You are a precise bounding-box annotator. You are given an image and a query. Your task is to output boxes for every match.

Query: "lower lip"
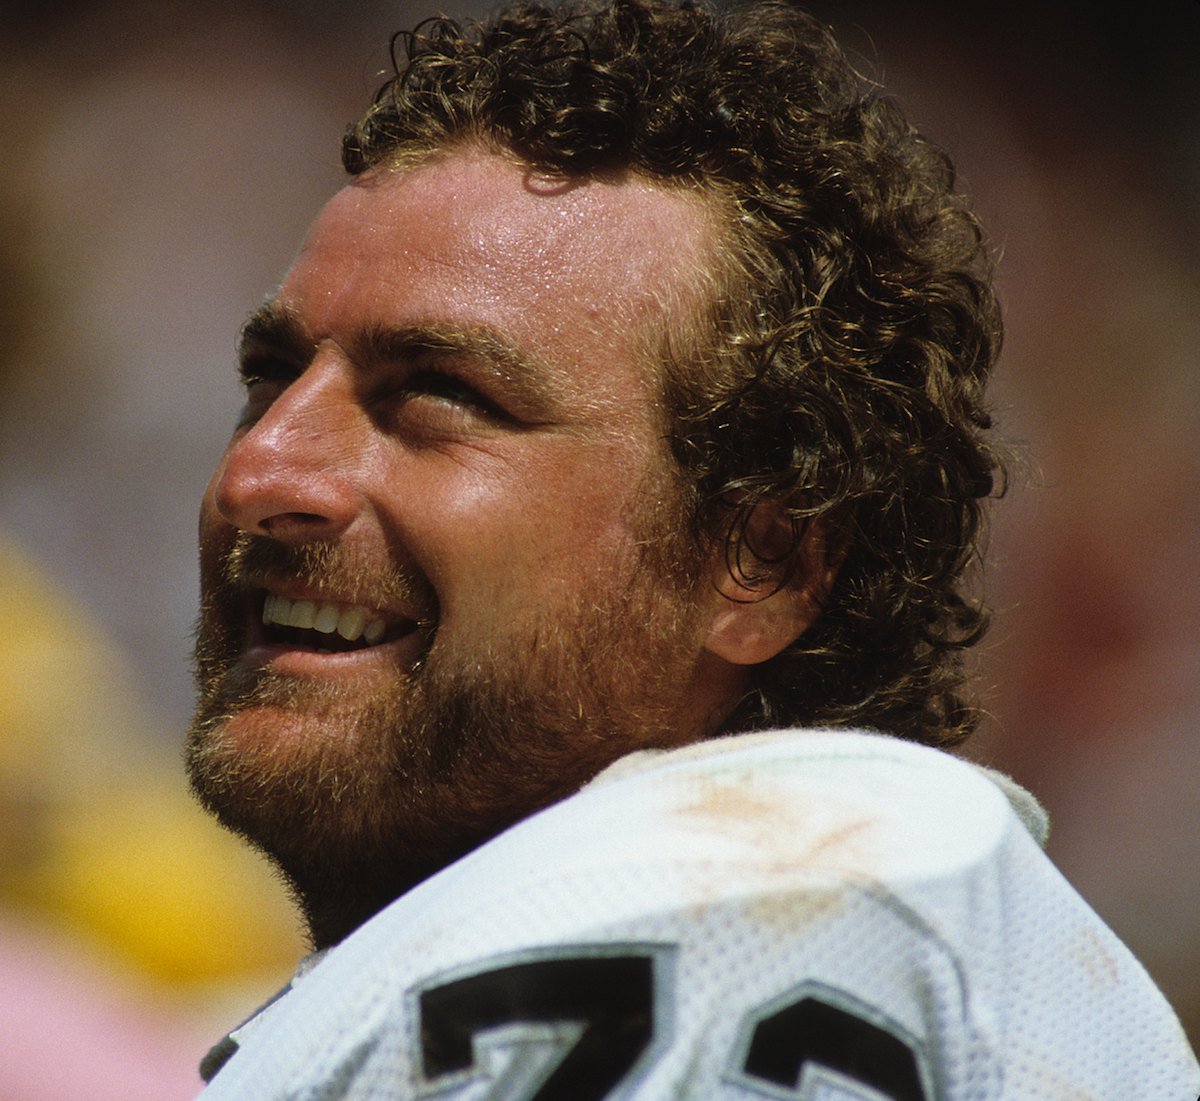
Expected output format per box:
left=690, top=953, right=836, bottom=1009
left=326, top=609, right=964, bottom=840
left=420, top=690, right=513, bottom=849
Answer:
left=241, top=631, right=425, bottom=676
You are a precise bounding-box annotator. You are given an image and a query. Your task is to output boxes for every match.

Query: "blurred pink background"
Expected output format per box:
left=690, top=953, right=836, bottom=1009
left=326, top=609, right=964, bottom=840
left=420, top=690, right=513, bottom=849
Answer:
left=1, top=1, right=1196, bottom=1095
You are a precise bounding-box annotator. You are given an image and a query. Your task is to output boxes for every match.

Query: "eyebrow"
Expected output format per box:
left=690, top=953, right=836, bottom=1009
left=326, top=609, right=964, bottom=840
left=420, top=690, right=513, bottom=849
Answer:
left=359, top=321, right=517, bottom=371
left=237, top=301, right=311, bottom=370
left=358, top=322, right=560, bottom=406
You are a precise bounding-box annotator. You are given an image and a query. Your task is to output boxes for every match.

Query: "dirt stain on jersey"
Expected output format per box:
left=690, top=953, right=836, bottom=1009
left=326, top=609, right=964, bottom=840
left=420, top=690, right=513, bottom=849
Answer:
left=673, top=769, right=879, bottom=872
left=735, top=879, right=851, bottom=936
left=672, top=770, right=885, bottom=933
left=1069, top=922, right=1122, bottom=991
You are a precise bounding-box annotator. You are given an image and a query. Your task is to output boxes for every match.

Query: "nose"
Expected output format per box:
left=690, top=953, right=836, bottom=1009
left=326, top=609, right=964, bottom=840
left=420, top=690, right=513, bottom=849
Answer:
left=210, top=356, right=363, bottom=543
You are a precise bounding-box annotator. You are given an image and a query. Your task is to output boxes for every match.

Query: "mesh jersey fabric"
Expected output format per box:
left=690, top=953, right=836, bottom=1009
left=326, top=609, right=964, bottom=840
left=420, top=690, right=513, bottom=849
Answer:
left=197, top=728, right=1200, bottom=1099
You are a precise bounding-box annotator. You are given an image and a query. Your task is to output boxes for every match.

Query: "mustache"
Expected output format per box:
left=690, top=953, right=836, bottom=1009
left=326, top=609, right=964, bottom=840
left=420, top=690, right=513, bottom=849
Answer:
left=222, top=532, right=437, bottom=618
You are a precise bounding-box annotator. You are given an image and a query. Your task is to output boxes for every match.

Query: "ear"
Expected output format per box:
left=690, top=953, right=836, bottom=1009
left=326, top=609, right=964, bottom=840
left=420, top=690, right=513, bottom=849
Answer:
left=702, top=502, right=841, bottom=667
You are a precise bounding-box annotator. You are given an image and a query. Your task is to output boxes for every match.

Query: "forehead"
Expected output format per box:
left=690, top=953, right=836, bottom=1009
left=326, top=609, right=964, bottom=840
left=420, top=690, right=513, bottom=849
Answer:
left=279, top=148, right=716, bottom=386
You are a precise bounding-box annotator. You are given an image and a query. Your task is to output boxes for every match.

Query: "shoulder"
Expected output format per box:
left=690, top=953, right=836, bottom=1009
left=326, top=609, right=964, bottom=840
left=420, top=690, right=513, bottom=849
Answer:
left=200, top=729, right=1200, bottom=1099
left=582, top=726, right=1047, bottom=870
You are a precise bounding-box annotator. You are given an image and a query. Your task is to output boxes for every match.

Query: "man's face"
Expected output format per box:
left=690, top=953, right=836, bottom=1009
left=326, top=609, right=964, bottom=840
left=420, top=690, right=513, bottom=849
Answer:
left=187, top=148, right=745, bottom=944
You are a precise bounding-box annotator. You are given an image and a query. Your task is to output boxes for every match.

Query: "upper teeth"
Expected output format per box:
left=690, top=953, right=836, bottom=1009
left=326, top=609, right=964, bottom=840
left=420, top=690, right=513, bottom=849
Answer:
left=263, top=593, right=388, bottom=645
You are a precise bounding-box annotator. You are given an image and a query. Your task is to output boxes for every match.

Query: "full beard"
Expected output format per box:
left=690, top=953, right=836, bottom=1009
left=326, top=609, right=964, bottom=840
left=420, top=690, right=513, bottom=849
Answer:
left=186, top=524, right=709, bottom=949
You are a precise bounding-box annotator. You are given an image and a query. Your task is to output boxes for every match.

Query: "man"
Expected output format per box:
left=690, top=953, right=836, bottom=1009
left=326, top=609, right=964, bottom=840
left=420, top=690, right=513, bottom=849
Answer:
left=187, top=1, right=1200, bottom=1096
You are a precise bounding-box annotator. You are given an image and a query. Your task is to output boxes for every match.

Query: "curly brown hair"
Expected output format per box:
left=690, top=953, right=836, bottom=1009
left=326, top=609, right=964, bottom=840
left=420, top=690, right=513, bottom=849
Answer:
left=342, top=0, right=1004, bottom=747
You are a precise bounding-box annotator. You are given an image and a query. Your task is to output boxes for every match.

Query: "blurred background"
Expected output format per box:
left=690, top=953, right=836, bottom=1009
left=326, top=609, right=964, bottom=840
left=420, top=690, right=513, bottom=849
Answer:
left=1, top=0, right=1196, bottom=1095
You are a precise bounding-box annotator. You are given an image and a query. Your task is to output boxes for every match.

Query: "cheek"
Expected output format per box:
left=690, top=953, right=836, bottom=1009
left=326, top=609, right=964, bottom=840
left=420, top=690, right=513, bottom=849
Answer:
left=412, top=453, right=654, bottom=620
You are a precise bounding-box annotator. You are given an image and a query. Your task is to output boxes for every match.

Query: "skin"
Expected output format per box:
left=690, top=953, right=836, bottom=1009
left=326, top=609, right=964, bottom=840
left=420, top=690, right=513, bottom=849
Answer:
left=188, top=147, right=811, bottom=945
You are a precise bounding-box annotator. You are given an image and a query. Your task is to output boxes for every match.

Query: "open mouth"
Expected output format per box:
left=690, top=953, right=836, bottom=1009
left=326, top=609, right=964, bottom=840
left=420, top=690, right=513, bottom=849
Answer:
left=260, top=592, right=419, bottom=654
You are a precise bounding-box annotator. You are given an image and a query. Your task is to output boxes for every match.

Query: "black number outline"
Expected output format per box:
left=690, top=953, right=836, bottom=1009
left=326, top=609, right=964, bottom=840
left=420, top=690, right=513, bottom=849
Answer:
left=729, top=981, right=932, bottom=1100
left=414, top=944, right=673, bottom=1100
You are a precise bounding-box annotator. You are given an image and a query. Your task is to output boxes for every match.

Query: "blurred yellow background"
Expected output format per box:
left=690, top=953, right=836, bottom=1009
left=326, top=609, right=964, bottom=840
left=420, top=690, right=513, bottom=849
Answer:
left=1, top=534, right=304, bottom=1099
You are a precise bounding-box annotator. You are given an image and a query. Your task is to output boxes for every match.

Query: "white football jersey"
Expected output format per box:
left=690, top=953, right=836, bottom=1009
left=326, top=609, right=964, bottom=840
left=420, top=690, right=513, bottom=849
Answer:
left=198, top=729, right=1200, bottom=1099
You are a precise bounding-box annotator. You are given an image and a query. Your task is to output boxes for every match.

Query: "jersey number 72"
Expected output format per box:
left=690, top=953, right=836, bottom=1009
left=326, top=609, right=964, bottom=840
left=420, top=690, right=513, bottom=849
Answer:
left=417, top=948, right=929, bottom=1099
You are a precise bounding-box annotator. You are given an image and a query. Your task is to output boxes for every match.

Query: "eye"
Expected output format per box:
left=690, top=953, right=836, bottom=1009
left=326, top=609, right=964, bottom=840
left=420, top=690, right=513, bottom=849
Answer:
left=407, top=370, right=488, bottom=407
left=378, top=368, right=516, bottom=434
left=235, top=357, right=297, bottom=428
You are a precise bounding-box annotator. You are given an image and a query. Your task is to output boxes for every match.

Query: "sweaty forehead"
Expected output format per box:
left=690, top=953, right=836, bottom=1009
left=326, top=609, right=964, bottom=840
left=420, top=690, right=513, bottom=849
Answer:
left=289, top=148, right=717, bottom=340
